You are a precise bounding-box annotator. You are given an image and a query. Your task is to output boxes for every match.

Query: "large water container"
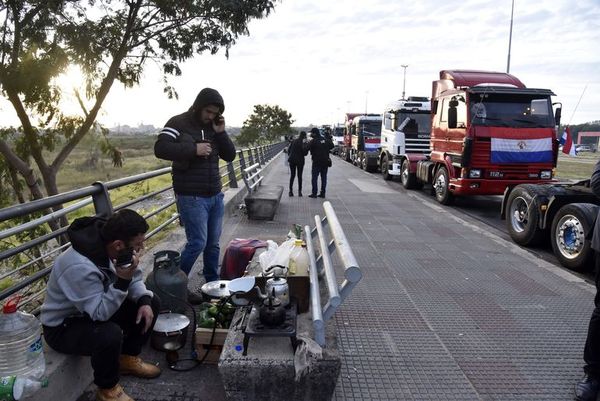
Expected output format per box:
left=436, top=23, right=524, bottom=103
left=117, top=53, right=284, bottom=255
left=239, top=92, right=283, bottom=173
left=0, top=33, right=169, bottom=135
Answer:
left=288, top=240, right=309, bottom=276
left=146, top=250, right=188, bottom=313
left=0, top=297, right=45, bottom=379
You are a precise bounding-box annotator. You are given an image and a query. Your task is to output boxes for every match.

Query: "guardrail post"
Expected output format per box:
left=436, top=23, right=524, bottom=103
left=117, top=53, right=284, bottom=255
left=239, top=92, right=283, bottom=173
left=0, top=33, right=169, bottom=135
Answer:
left=248, top=148, right=255, bottom=166
left=92, top=182, right=113, bottom=216
left=226, top=161, right=238, bottom=188
left=239, top=149, right=247, bottom=172
left=254, top=147, right=261, bottom=165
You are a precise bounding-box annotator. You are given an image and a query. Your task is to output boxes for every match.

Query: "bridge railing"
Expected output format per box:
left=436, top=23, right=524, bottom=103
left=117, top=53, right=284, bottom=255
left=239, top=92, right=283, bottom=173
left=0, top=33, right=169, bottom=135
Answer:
left=0, top=141, right=287, bottom=312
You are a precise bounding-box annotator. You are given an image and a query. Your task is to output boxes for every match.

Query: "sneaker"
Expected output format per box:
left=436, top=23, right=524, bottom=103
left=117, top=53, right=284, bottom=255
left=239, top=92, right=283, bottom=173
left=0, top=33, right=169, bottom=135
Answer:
left=289, top=191, right=294, bottom=197
left=308, top=194, right=317, bottom=198
left=96, top=384, right=133, bottom=401
left=575, top=374, right=600, bottom=401
left=187, top=289, right=204, bottom=305
left=119, top=355, right=161, bottom=379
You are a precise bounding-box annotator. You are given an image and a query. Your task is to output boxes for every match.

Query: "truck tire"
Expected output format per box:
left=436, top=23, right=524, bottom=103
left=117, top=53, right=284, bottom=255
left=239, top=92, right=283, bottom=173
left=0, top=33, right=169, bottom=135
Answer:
left=364, top=158, right=376, bottom=173
left=381, top=155, right=393, bottom=181
left=433, top=167, right=454, bottom=205
left=401, top=159, right=422, bottom=190
left=550, top=203, right=597, bottom=272
left=506, top=185, right=546, bottom=246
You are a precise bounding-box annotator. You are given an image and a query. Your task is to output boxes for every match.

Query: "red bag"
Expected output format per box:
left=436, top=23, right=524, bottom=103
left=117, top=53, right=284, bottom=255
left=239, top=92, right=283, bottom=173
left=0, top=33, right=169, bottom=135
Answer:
left=220, top=239, right=268, bottom=280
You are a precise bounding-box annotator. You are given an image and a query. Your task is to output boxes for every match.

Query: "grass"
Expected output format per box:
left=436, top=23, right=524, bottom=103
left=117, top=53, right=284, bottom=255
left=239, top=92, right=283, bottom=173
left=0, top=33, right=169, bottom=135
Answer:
left=555, top=152, right=597, bottom=181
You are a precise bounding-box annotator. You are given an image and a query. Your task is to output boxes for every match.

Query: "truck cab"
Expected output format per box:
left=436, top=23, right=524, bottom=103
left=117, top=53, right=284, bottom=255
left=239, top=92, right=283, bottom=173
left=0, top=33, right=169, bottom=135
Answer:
left=380, top=97, right=431, bottom=187
left=349, top=114, right=382, bottom=172
left=416, top=70, right=561, bottom=204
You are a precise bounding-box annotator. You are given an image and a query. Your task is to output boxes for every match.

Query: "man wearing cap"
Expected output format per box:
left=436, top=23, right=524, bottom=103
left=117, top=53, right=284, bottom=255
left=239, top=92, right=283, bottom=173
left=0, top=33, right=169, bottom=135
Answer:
left=305, top=127, right=334, bottom=198
left=154, top=88, right=236, bottom=303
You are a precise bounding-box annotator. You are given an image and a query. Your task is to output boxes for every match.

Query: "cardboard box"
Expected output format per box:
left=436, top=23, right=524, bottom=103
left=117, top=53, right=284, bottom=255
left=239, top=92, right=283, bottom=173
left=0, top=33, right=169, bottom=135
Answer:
left=195, top=327, right=229, bottom=364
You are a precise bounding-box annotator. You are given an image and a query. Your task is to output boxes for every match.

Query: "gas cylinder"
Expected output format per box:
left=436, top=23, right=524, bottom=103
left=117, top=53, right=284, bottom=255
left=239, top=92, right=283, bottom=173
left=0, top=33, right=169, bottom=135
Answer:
left=0, top=297, right=45, bottom=380
left=145, top=250, right=188, bottom=313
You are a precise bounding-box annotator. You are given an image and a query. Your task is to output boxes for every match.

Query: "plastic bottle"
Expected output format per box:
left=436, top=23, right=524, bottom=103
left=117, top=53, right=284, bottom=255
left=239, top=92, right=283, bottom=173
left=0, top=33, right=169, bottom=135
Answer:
left=288, top=239, right=309, bottom=276
left=0, top=376, right=48, bottom=400
left=0, top=297, right=45, bottom=380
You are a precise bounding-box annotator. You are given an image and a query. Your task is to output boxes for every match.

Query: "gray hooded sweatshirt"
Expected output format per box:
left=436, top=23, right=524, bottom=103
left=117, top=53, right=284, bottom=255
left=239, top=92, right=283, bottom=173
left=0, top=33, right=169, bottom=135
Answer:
left=40, top=217, right=153, bottom=327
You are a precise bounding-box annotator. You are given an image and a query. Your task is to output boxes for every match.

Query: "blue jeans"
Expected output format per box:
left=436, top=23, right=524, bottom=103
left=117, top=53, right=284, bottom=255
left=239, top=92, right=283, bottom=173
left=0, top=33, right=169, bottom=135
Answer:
left=311, top=165, right=328, bottom=196
left=176, top=193, right=224, bottom=282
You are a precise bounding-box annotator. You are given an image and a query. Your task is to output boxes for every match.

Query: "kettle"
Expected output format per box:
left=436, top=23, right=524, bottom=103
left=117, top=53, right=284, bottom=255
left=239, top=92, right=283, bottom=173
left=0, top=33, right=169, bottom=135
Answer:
left=258, top=290, right=286, bottom=326
left=263, top=265, right=289, bottom=307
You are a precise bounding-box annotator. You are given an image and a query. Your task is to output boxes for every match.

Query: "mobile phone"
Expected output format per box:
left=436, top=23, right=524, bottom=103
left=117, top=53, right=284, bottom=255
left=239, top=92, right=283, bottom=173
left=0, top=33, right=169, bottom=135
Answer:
left=213, top=114, right=222, bottom=125
left=115, top=247, right=134, bottom=268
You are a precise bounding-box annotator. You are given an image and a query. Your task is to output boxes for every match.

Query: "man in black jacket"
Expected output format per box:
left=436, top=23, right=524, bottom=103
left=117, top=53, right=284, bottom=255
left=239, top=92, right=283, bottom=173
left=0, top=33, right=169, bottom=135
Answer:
left=575, top=158, right=600, bottom=401
left=154, top=88, right=236, bottom=301
left=306, top=127, right=334, bottom=198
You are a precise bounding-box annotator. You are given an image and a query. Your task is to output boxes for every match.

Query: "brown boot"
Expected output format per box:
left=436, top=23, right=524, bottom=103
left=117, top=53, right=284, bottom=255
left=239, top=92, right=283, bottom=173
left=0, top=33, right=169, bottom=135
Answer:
left=119, top=355, right=161, bottom=378
left=96, top=384, right=134, bottom=401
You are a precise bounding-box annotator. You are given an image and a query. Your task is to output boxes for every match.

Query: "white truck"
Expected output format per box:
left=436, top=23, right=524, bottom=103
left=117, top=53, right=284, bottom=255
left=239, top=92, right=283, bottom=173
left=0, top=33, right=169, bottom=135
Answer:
left=379, top=96, right=431, bottom=188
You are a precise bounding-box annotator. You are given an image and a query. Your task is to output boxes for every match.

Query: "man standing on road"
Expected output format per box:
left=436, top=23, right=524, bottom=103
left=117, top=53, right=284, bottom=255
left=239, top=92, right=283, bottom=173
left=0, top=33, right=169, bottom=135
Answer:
left=154, top=88, right=236, bottom=303
left=306, top=127, right=334, bottom=198
left=41, top=209, right=161, bottom=401
left=575, top=158, right=600, bottom=401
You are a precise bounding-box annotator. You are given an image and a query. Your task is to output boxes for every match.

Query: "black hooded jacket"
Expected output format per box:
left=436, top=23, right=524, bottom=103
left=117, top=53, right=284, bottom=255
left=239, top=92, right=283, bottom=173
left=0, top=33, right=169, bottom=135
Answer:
left=154, top=88, right=237, bottom=196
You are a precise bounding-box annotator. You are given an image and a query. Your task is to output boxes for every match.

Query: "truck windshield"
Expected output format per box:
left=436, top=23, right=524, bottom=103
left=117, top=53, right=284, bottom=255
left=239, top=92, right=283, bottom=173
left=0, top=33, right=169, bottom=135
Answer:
left=357, top=121, right=382, bottom=136
left=395, top=112, right=431, bottom=135
left=470, top=94, right=554, bottom=128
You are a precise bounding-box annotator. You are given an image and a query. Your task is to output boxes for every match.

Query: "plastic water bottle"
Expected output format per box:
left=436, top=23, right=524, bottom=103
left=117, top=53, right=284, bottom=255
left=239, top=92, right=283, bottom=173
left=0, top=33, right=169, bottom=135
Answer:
left=288, top=240, right=309, bottom=276
left=0, top=297, right=45, bottom=380
left=0, top=376, right=48, bottom=400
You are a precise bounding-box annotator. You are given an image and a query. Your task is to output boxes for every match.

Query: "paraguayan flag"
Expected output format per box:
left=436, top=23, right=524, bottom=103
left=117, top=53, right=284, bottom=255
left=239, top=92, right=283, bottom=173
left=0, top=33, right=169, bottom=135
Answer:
left=490, top=137, right=553, bottom=163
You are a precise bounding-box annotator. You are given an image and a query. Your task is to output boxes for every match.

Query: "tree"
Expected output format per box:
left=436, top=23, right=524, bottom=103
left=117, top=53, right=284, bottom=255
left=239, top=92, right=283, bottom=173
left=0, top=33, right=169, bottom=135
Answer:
left=238, top=104, right=294, bottom=146
left=0, top=0, right=276, bottom=205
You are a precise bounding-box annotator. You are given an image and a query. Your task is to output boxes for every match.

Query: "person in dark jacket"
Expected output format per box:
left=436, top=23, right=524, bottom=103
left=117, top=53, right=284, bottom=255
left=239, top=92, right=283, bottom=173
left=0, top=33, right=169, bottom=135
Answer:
left=306, top=127, right=334, bottom=198
left=287, top=131, right=308, bottom=196
left=575, top=158, right=600, bottom=401
left=154, top=88, right=236, bottom=301
left=41, top=209, right=161, bottom=401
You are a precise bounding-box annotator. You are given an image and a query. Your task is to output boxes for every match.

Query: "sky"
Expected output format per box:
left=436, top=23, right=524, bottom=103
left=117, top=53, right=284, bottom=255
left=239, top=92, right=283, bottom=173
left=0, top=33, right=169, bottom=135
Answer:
left=1, top=0, right=599, bottom=129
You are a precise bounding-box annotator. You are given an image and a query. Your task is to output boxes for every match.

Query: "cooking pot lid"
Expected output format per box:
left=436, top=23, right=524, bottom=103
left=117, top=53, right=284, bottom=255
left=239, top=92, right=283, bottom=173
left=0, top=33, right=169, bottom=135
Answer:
left=154, top=312, right=190, bottom=332
left=201, top=280, right=231, bottom=298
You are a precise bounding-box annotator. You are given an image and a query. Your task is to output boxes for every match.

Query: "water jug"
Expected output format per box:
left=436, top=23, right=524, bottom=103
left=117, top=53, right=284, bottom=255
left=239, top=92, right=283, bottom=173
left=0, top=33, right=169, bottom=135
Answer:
left=146, top=250, right=188, bottom=313
left=0, top=376, right=48, bottom=401
left=288, top=240, right=309, bottom=276
left=0, top=297, right=45, bottom=380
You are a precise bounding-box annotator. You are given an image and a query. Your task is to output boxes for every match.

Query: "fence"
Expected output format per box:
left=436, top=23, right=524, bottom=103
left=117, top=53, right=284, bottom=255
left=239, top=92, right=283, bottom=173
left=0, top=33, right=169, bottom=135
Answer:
left=0, top=141, right=287, bottom=312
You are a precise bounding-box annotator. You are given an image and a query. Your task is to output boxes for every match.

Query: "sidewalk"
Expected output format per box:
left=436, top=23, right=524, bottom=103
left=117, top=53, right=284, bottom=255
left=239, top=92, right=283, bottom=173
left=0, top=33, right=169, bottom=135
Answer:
left=82, top=153, right=593, bottom=400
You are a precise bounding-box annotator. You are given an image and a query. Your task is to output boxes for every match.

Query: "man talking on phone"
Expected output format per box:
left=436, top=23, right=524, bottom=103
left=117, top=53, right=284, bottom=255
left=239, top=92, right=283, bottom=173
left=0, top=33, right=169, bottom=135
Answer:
left=41, top=209, right=161, bottom=401
left=154, top=88, right=236, bottom=303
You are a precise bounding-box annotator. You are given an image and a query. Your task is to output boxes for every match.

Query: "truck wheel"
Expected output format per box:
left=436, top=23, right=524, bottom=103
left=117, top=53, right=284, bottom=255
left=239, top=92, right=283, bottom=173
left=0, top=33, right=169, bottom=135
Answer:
left=433, top=167, right=454, bottom=205
left=361, top=156, right=368, bottom=171
left=401, top=159, right=422, bottom=190
left=344, top=150, right=351, bottom=163
left=506, top=185, right=546, bottom=246
left=382, top=155, right=393, bottom=181
left=550, top=203, right=597, bottom=272
left=365, top=158, right=376, bottom=173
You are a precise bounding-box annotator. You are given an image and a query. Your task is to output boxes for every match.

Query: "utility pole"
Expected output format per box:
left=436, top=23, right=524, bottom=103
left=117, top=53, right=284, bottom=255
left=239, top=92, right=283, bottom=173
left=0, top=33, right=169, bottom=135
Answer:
left=401, top=64, right=408, bottom=100
left=506, top=0, right=514, bottom=73
left=364, top=91, right=369, bottom=115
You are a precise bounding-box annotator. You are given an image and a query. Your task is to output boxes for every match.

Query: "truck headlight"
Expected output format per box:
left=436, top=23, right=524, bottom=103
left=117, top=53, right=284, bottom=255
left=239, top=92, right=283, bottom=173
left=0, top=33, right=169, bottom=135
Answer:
left=468, top=169, right=481, bottom=178
left=540, top=170, right=552, bottom=179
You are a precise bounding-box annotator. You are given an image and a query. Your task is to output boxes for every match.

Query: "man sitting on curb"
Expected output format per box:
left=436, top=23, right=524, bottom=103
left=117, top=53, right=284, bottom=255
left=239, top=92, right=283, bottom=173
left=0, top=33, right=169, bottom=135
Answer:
left=41, top=209, right=161, bottom=401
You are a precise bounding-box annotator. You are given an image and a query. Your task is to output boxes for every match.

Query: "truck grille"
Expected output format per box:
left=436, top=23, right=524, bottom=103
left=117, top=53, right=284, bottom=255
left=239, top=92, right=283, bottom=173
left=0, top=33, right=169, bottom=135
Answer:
left=406, top=138, right=430, bottom=154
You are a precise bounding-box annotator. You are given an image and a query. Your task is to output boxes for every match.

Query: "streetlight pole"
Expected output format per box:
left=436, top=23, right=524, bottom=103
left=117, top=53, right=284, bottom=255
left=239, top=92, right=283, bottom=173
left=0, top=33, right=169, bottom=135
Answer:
left=401, top=64, right=408, bottom=100
left=364, top=91, right=369, bottom=115
left=506, top=0, right=514, bottom=73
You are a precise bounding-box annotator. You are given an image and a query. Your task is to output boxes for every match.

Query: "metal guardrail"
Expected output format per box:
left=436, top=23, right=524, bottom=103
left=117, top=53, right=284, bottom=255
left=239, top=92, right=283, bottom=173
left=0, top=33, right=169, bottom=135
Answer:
left=0, top=141, right=287, bottom=311
left=306, top=201, right=362, bottom=346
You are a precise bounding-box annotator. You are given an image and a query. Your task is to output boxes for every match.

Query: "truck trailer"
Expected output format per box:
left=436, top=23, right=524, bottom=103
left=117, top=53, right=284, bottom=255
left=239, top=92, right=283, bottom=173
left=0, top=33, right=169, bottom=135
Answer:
left=379, top=96, right=431, bottom=188
left=503, top=180, right=599, bottom=271
left=413, top=70, right=562, bottom=205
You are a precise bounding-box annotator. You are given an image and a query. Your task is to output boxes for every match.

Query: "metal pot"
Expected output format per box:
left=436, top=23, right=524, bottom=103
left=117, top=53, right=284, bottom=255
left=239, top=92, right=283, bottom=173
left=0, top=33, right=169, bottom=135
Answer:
left=265, top=276, right=289, bottom=307
left=258, top=295, right=286, bottom=327
left=151, top=312, right=190, bottom=352
left=200, top=280, right=231, bottom=300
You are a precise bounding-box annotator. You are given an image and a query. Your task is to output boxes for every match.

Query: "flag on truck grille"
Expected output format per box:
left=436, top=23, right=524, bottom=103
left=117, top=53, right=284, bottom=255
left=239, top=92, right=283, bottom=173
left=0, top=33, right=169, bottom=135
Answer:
left=559, top=126, right=577, bottom=156
left=490, top=137, right=553, bottom=163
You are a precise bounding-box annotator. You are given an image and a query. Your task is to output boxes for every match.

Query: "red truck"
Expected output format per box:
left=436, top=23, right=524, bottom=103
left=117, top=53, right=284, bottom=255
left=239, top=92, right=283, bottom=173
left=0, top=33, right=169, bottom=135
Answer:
left=412, top=70, right=562, bottom=205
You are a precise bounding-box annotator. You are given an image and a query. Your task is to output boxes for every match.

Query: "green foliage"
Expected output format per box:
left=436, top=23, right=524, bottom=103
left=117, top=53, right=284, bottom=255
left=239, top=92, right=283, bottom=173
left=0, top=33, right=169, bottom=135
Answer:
left=0, top=0, right=277, bottom=202
left=238, top=104, right=294, bottom=146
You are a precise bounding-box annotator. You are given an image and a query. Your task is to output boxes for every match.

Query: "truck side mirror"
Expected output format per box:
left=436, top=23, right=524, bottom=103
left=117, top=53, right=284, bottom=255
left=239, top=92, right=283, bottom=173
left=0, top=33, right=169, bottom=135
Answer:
left=554, top=106, right=562, bottom=127
left=448, top=107, right=457, bottom=129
